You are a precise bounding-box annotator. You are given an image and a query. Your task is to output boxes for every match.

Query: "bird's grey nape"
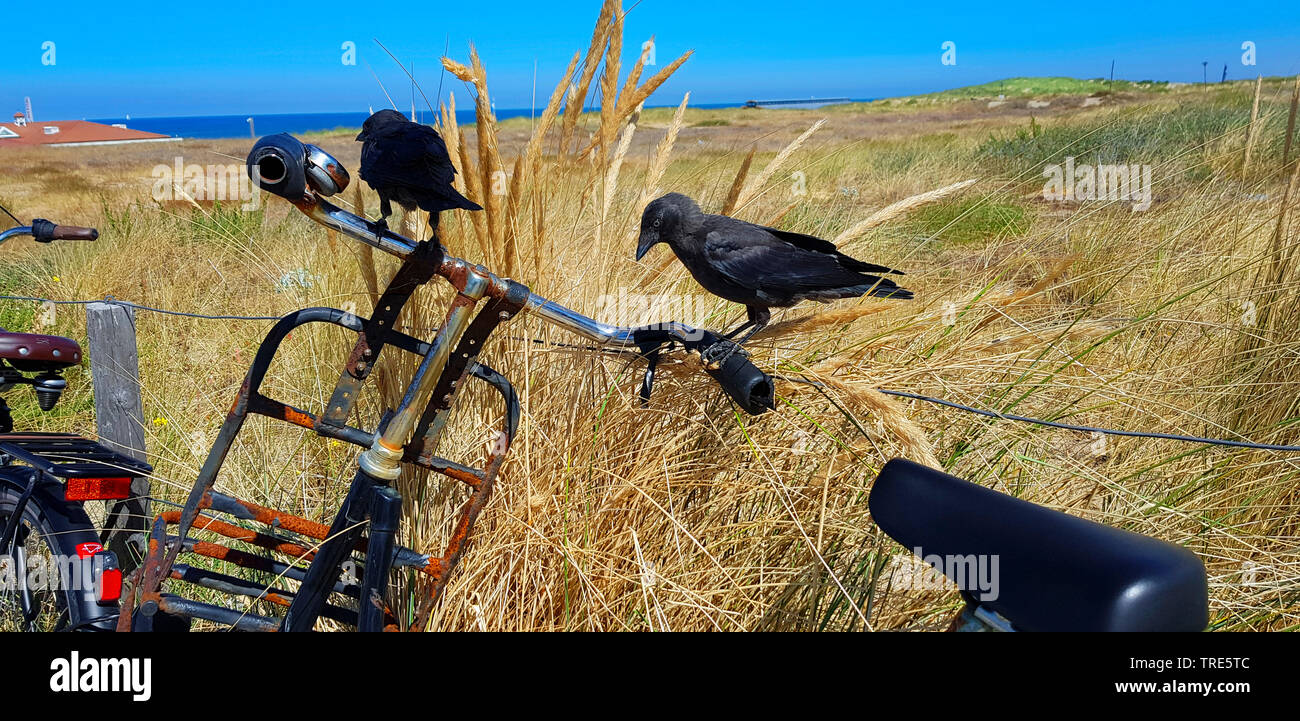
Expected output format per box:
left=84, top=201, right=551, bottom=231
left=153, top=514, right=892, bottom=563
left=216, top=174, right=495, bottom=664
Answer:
left=656, top=192, right=705, bottom=236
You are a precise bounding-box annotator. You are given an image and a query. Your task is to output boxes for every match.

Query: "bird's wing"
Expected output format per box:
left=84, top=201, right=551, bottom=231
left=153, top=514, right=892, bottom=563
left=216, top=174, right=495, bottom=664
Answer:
left=755, top=223, right=904, bottom=276
left=359, top=124, right=455, bottom=188
left=703, top=227, right=886, bottom=294
left=416, top=126, right=458, bottom=185
left=754, top=225, right=840, bottom=254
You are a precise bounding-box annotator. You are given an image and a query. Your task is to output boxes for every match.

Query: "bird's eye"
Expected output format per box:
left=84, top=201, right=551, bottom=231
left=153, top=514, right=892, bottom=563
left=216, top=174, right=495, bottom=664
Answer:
left=653, top=219, right=661, bottom=228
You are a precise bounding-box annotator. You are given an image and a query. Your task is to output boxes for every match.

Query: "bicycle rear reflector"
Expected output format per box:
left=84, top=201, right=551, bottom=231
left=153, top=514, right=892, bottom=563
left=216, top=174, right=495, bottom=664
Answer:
left=97, top=568, right=123, bottom=603
left=65, top=477, right=132, bottom=501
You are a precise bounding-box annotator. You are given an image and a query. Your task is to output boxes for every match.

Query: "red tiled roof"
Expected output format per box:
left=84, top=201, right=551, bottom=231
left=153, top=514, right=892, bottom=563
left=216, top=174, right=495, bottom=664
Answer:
left=0, top=120, right=174, bottom=147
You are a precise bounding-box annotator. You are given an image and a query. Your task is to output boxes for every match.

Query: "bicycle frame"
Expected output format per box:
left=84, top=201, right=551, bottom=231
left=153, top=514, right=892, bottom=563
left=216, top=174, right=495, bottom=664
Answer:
left=121, top=137, right=771, bottom=631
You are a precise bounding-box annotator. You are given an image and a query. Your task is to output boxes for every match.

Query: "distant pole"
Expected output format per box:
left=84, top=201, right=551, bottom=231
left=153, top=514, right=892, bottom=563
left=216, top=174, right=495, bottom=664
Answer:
left=1202, top=62, right=1208, bottom=89
left=247, top=117, right=255, bottom=137
left=1221, top=64, right=1228, bottom=83
left=1109, top=60, right=1115, bottom=92
left=85, top=301, right=150, bottom=571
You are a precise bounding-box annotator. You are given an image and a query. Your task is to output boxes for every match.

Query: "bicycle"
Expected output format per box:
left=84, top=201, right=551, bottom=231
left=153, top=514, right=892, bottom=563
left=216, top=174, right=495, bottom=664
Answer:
left=4, top=142, right=1210, bottom=633
left=103, top=134, right=1210, bottom=632
left=0, top=219, right=153, bottom=631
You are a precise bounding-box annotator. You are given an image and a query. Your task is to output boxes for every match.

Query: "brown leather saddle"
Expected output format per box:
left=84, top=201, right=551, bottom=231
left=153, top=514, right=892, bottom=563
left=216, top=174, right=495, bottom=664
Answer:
left=0, top=328, right=82, bottom=371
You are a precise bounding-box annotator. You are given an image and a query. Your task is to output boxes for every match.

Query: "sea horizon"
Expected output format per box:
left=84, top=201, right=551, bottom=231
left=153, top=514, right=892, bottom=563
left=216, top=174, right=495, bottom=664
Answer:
left=86, top=99, right=867, bottom=140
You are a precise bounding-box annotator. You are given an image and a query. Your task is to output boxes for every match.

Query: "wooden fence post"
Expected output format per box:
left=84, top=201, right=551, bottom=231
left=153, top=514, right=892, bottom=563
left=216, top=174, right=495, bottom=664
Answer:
left=85, top=301, right=150, bottom=570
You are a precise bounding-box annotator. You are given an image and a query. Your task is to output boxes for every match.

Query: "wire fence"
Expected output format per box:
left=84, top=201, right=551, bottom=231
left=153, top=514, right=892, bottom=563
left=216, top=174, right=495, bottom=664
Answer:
left=0, top=294, right=282, bottom=321
left=4, top=293, right=1300, bottom=453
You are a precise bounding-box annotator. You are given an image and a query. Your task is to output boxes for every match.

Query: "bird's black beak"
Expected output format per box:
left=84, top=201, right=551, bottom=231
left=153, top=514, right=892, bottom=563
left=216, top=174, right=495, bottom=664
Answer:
left=355, top=130, right=367, bottom=142
left=635, top=232, right=659, bottom=261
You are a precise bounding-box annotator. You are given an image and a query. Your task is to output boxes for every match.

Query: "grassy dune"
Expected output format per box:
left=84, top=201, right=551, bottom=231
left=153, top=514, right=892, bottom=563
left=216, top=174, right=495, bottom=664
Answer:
left=2, top=2, right=1298, bottom=630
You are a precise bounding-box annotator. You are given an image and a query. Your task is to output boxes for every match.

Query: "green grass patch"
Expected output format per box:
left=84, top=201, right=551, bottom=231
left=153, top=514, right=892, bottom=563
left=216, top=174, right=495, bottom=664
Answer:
left=0, top=255, right=46, bottom=331
left=859, top=133, right=967, bottom=174
left=975, top=90, right=1271, bottom=178
left=913, top=76, right=1168, bottom=101
left=187, top=202, right=264, bottom=246
left=904, top=196, right=1032, bottom=245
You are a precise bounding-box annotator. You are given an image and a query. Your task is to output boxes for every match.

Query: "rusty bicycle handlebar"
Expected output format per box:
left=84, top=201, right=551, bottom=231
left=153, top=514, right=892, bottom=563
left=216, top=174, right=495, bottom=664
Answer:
left=284, top=168, right=703, bottom=349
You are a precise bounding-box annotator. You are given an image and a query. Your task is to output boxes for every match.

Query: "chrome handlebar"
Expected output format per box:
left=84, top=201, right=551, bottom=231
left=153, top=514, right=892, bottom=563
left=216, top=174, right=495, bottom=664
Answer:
left=523, top=294, right=704, bottom=348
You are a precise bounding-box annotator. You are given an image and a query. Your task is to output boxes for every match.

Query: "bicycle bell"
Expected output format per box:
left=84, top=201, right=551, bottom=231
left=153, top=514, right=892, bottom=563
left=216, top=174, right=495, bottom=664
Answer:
left=304, top=144, right=349, bottom=197
left=247, top=134, right=348, bottom=199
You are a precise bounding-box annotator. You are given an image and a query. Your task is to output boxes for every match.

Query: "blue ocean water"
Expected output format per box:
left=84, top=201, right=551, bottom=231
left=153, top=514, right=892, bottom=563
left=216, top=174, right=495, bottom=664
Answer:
left=90, top=112, right=375, bottom=139
left=90, top=100, right=863, bottom=140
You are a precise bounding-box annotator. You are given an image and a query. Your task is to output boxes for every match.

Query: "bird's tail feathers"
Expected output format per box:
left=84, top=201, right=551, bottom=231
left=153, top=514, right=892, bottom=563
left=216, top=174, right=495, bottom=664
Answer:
left=421, top=187, right=483, bottom=212
left=854, top=274, right=914, bottom=300
left=865, top=283, right=914, bottom=300
left=455, top=196, right=483, bottom=211
left=843, top=257, right=906, bottom=276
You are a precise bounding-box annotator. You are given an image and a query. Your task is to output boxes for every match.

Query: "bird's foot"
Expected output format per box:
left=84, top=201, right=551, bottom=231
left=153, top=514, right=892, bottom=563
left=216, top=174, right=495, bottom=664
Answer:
left=700, top=338, right=747, bottom=370
left=370, top=218, right=389, bottom=235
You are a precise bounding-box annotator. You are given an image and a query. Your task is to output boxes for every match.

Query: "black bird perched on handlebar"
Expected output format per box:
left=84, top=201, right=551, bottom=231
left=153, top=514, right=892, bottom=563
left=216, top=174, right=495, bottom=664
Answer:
left=635, top=193, right=913, bottom=356
left=355, top=109, right=481, bottom=235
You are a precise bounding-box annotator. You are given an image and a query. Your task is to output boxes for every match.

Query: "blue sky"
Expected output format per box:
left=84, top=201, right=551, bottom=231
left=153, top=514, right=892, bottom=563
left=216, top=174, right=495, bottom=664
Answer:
left=5, top=0, right=1299, bottom=119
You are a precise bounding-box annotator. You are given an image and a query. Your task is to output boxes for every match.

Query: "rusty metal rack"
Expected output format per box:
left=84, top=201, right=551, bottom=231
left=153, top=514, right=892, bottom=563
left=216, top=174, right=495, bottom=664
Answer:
left=117, top=134, right=772, bottom=632
left=0, top=433, right=151, bottom=480
left=121, top=242, right=524, bottom=632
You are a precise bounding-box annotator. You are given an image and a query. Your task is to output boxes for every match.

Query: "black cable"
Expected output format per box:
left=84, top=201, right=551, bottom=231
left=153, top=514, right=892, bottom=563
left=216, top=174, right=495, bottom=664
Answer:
left=0, top=201, right=23, bottom=226
left=773, top=374, right=1300, bottom=453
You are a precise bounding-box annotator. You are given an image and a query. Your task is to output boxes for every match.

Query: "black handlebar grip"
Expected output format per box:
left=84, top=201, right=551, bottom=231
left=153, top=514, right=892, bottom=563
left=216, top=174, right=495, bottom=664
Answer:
left=247, top=133, right=308, bottom=199
left=704, top=352, right=775, bottom=415
left=31, top=219, right=98, bottom=242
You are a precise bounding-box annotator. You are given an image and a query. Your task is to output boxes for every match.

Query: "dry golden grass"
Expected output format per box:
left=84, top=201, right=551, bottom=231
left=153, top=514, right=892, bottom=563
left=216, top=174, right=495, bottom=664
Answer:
left=2, top=3, right=1299, bottom=631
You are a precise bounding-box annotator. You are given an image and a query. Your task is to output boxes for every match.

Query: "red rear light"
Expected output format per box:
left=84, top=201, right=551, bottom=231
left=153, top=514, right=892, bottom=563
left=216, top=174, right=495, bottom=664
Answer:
left=75, top=542, right=104, bottom=559
left=64, top=477, right=132, bottom=501
left=97, top=568, right=122, bottom=603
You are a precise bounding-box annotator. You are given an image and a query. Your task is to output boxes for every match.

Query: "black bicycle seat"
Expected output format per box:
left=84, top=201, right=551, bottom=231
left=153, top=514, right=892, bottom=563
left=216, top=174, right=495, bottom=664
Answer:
left=869, top=458, right=1209, bottom=632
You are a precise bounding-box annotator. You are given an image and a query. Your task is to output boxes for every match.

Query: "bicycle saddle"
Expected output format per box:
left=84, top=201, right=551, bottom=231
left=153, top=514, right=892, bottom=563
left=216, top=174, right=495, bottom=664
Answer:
left=0, top=329, right=82, bottom=371
left=869, top=458, right=1209, bottom=631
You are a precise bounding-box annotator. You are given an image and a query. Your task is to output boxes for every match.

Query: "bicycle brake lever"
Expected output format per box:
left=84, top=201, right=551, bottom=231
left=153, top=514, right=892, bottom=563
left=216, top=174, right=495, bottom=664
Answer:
left=638, top=345, right=661, bottom=407
left=630, top=329, right=773, bottom=415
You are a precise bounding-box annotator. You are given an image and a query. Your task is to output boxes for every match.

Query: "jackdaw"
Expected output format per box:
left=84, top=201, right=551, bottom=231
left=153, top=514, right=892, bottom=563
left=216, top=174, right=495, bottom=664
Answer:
left=355, top=109, right=481, bottom=235
left=636, top=193, right=912, bottom=357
